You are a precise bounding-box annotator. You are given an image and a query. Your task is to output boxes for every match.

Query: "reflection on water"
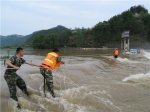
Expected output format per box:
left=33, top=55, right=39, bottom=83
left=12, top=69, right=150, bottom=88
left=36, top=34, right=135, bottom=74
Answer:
left=0, top=48, right=150, bottom=112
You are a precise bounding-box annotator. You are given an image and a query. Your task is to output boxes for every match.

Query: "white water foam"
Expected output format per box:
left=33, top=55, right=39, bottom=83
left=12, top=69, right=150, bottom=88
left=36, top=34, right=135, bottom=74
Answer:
left=143, top=51, right=150, bottom=60
left=23, top=73, right=121, bottom=112
left=117, top=57, right=140, bottom=63
left=104, top=56, right=139, bottom=63
left=122, top=71, right=150, bottom=82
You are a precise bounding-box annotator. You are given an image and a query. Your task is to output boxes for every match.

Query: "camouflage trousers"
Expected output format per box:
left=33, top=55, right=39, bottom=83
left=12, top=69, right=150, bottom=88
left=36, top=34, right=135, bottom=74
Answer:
left=40, top=68, right=55, bottom=97
left=4, top=72, right=28, bottom=101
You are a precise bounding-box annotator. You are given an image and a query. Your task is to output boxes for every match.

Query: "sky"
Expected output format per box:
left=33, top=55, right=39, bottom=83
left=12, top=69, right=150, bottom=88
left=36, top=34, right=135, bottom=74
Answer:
left=1, top=0, right=150, bottom=36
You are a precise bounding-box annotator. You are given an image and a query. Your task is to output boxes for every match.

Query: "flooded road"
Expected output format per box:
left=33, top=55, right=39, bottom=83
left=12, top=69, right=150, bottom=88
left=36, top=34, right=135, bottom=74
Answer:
left=0, top=48, right=150, bottom=112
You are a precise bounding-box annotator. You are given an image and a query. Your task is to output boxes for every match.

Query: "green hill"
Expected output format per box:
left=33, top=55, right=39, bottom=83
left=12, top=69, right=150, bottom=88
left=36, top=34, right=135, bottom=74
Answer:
left=25, top=25, right=68, bottom=44
left=0, top=25, right=68, bottom=47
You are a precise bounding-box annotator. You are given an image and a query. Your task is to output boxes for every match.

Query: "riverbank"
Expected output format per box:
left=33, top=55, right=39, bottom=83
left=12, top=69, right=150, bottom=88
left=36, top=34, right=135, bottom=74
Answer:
left=80, top=47, right=114, bottom=50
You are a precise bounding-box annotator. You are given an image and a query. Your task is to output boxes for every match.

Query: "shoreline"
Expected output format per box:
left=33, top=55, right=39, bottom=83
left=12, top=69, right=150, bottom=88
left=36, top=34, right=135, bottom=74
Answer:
left=80, top=47, right=114, bottom=50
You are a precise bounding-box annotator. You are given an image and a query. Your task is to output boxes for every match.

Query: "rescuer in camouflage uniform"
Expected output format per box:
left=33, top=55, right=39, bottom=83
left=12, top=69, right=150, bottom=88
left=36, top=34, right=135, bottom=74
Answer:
left=4, top=47, right=41, bottom=109
left=40, top=48, right=65, bottom=98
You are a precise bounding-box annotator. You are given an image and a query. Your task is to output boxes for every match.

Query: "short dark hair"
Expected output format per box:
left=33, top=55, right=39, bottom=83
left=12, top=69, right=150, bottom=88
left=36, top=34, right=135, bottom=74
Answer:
left=16, top=47, right=23, bottom=54
left=52, top=48, right=59, bottom=53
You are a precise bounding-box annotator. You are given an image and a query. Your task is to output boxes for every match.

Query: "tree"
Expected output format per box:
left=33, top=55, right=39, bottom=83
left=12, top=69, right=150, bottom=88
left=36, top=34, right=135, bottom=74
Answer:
left=32, top=33, right=60, bottom=49
left=44, top=33, right=59, bottom=48
left=74, top=29, right=84, bottom=47
left=59, top=29, right=72, bottom=47
left=130, top=5, right=148, bottom=14
left=32, top=35, right=45, bottom=49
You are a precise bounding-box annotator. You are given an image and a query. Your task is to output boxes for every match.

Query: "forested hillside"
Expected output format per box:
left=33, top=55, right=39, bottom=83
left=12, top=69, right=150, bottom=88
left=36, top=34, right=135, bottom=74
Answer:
left=0, top=25, right=67, bottom=47
left=26, top=25, right=68, bottom=44
left=32, top=5, right=150, bottom=49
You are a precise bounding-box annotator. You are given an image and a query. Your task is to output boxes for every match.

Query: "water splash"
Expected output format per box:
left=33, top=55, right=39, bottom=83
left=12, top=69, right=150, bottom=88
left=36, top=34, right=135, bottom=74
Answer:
left=143, top=51, right=150, bottom=60
left=123, top=71, right=150, bottom=82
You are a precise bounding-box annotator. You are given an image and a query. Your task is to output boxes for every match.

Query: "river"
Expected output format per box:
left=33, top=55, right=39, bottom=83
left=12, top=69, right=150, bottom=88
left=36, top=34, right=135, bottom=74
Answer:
left=0, top=48, right=150, bottom=112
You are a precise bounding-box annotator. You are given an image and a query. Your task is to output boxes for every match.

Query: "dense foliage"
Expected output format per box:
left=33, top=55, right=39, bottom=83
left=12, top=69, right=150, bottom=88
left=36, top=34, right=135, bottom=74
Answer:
left=31, top=5, right=150, bottom=49
left=26, top=25, right=68, bottom=44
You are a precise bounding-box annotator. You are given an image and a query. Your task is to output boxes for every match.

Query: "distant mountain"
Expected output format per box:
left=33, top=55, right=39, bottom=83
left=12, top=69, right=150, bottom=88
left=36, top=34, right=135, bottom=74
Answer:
left=26, top=25, right=68, bottom=44
left=0, top=34, right=31, bottom=47
left=0, top=25, right=68, bottom=47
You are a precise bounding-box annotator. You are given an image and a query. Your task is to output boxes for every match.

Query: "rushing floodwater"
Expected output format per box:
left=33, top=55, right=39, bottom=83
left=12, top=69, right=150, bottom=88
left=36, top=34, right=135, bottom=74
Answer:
left=0, top=48, right=150, bottom=112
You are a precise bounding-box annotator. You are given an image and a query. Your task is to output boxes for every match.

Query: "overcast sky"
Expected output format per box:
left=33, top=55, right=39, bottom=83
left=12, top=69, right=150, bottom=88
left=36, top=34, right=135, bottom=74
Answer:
left=1, top=0, right=150, bottom=36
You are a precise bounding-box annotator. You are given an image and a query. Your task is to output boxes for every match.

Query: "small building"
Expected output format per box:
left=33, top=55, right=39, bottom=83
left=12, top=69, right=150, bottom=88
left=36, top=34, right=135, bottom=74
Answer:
left=121, top=31, right=130, bottom=52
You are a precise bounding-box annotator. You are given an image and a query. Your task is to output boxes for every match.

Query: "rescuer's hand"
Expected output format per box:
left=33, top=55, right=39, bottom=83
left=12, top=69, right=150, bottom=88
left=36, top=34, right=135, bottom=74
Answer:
left=60, top=61, right=65, bottom=64
left=14, top=66, right=20, bottom=70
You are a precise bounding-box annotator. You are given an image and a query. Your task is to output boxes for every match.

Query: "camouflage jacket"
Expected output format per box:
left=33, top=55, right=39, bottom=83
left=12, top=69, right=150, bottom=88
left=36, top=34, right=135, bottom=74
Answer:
left=5, top=55, right=26, bottom=73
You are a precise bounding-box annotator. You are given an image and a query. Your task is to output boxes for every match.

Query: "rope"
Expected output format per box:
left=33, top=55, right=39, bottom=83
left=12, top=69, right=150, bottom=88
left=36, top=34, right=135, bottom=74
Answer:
left=63, top=64, right=79, bottom=87
left=57, top=64, right=79, bottom=88
left=43, top=69, right=46, bottom=97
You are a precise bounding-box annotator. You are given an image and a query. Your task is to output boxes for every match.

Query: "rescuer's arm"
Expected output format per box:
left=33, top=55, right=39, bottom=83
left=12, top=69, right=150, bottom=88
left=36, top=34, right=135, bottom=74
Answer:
left=57, top=57, right=65, bottom=64
left=6, top=61, right=20, bottom=70
left=6, top=56, right=20, bottom=69
left=26, top=61, right=41, bottom=67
